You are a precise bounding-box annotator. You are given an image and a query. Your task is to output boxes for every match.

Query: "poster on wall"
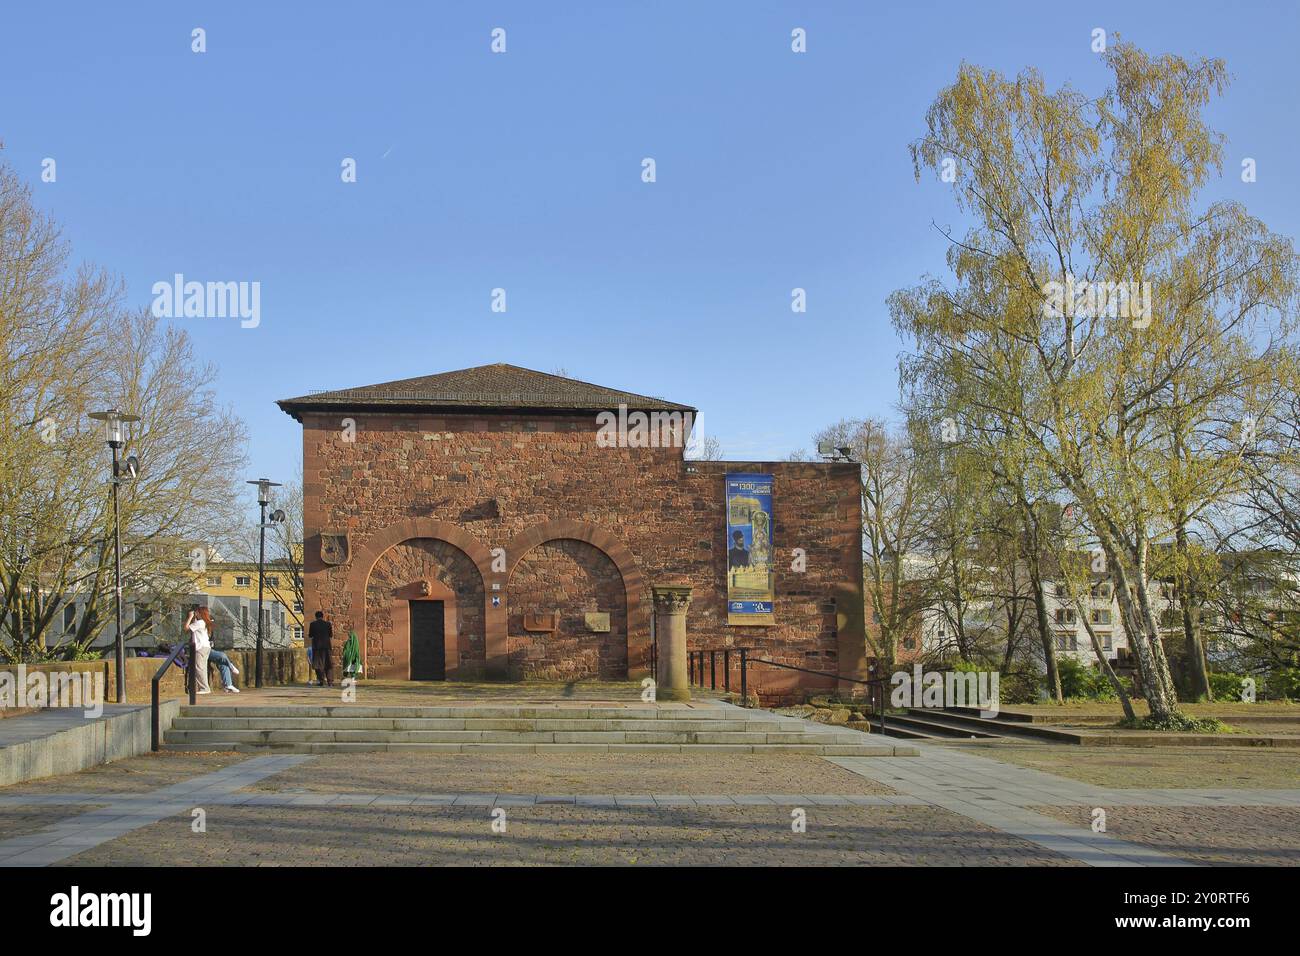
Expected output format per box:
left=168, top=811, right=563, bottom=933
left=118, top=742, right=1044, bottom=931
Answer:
left=725, top=473, right=775, bottom=626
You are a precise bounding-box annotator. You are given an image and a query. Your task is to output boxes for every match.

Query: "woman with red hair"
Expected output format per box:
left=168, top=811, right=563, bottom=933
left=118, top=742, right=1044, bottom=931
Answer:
left=184, top=605, right=214, bottom=695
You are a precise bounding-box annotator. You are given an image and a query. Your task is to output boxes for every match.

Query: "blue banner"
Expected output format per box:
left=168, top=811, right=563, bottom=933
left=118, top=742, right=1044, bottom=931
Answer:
left=725, top=473, right=775, bottom=625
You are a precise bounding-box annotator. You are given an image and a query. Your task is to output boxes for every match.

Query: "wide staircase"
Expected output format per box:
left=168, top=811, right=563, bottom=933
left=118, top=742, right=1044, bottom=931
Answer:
left=163, top=700, right=916, bottom=755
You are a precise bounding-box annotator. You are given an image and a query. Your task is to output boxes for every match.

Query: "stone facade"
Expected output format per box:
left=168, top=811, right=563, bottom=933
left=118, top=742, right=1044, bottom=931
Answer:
left=284, top=368, right=867, bottom=704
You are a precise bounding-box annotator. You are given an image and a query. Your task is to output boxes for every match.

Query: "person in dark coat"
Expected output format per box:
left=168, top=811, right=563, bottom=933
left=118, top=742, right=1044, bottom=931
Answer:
left=308, top=611, right=334, bottom=687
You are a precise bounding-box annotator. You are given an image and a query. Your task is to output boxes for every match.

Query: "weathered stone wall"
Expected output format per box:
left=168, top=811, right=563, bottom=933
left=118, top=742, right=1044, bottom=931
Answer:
left=508, top=539, right=627, bottom=680
left=301, top=410, right=865, bottom=702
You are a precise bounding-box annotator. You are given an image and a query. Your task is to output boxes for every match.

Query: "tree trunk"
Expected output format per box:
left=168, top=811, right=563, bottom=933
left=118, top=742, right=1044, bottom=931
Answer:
left=1109, top=548, right=1180, bottom=720
left=1027, top=558, right=1062, bottom=702
left=1175, top=524, right=1212, bottom=701
left=1019, top=502, right=1062, bottom=702
left=1077, top=599, right=1136, bottom=721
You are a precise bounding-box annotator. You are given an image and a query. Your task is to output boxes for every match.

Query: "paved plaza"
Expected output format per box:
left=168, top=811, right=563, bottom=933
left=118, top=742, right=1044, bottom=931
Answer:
left=2, top=739, right=1297, bottom=867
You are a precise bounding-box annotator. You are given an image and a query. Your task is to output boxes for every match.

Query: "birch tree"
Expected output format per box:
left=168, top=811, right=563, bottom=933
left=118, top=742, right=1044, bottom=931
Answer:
left=890, top=42, right=1299, bottom=722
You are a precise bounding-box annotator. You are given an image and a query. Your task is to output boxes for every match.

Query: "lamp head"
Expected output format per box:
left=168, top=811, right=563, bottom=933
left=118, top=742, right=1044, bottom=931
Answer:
left=88, top=409, right=140, bottom=448
left=246, top=477, right=282, bottom=506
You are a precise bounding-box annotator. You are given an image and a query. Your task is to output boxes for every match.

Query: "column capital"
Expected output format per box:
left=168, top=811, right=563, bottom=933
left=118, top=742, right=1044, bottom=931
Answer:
left=651, top=584, right=693, bottom=613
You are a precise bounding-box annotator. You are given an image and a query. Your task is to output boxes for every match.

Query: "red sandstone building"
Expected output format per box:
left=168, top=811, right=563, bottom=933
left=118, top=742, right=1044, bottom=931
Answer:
left=278, top=364, right=867, bottom=702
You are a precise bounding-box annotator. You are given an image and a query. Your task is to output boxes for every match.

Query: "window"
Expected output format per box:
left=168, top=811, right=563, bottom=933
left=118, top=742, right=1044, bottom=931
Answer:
left=1099, top=632, right=1113, bottom=650
left=63, top=604, right=77, bottom=634
left=1090, top=582, right=1111, bottom=599
left=235, top=576, right=251, bottom=588
left=1055, top=634, right=1078, bottom=651
left=1054, top=608, right=1077, bottom=626
left=293, top=599, right=304, bottom=613
left=902, top=636, right=916, bottom=650
left=240, top=605, right=249, bottom=630
left=206, top=575, right=222, bottom=587
left=1090, top=609, right=1111, bottom=625
left=266, top=576, right=279, bottom=587
left=134, top=605, right=153, bottom=631
left=293, top=626, right=303, bottom=642
left=1054, top=583, right=1068, bottom=598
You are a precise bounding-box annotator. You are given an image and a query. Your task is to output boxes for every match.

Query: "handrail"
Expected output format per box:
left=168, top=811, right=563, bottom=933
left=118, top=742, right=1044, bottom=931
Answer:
left=151, top=637, right=197, bottom=752
left=688, top=648, right=889, bottom=736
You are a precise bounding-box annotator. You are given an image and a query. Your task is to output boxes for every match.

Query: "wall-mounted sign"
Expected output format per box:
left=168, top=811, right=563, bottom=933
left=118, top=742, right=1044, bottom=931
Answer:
left=523, top=612, right=557, bottom=632
left=726, top=473, right=774, bottom=625
left=584, top=612, right=610, bottom=633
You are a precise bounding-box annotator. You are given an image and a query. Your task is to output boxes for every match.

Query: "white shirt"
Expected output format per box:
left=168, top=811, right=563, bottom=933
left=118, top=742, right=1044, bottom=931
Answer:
left=188, top=619, right=210, bottom=650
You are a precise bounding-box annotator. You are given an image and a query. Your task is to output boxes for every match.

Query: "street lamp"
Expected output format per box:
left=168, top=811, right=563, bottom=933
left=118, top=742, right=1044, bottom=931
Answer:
left=246, top=478, right=284, bottom=688
left=89, top=409, right=141, bottom=703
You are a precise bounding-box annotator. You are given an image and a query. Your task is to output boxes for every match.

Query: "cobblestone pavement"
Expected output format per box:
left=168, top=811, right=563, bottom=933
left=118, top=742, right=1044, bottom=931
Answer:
left=0, top=752, right=246, bottom=797
left=0, top=805, right=105, bottom=840
left=4, top=738, right=1299, bottom=867
left=55, top=803, right=1080, bottom=866
left=957, top=741, right=1300, bottom=789
left=240, top=752, right=897, bottom=796
left=0, top=756, right=309, bottom=866
left=1033, top=805, right=1300, bottom=866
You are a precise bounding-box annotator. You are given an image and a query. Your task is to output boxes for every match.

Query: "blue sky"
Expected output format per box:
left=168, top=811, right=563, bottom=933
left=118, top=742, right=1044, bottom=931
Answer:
left=3, top=1, right=1296, bottom=485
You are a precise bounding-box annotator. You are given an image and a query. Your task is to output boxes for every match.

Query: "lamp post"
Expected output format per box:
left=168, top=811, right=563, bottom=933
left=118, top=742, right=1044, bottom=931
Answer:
left=89, top=409, right=140, bottom=703
left=247, top=478, right=283, bottom=688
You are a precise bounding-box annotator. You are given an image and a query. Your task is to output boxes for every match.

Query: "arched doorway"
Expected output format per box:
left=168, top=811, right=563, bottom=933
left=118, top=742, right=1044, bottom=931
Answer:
left=506, top=539, right=628, bottom=680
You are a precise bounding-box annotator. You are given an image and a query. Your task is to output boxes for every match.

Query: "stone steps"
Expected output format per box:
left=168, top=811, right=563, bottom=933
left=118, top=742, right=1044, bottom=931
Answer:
left=162, top=741, right=910, bottom=755
left=165, top=729, right=873, bottom=745
left=169, top=717, right=811, bottom=733
left=162, top=702, right=919, bottom=756
left=178, top=706, right=727, bottom=719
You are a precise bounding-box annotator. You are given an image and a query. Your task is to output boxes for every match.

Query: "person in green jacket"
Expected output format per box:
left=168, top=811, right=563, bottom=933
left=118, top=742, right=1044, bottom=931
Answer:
left=341, top=630, right=362, bottom=681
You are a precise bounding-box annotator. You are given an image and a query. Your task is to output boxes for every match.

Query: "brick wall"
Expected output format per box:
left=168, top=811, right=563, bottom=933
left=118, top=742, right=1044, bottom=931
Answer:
left=300, top=410, right=866, bottom=703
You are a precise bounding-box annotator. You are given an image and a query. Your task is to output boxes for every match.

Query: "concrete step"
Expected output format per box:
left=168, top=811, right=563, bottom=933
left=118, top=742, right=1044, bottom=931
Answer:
left=890, top=713, right=1001, bottom=739
left=178, top=705, right=722, bottom=720
left=161, top=741, right=917, bottom=756
left=879, top=723, right=942, bottom=740
left=168, top=716, right=810, bottom=733
left=164, top=728, right=873, bottom=746
left=910, top=708, right=1078, bottom=741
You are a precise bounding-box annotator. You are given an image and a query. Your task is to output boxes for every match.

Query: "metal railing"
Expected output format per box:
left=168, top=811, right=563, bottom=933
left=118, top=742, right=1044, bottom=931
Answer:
left=687, top=648, right=889, bottom=736
left=151, top=637, right=197, bottom=752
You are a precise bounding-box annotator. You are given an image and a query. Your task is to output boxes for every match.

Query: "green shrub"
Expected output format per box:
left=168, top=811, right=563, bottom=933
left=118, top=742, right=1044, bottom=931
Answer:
left=1265, top=667, right=1300, bottom=701
left=1001, top=671, right=1041, bottom=704
left=1208, top=671, right=1248, bottom=702
left=1056, top=656, right=1117, bottom=700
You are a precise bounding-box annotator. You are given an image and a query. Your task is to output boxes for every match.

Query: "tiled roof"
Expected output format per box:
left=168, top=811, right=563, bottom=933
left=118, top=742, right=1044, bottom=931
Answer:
left=277, top=363, right=694, bottom=420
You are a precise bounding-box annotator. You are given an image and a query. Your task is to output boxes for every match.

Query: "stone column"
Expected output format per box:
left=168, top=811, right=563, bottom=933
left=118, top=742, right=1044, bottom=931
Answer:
left=652, top=584, right=693, bottom=701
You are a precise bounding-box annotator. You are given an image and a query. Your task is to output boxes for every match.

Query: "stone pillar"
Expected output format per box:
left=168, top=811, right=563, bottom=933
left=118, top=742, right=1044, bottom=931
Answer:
left=652, top=584, right=693, bottom=701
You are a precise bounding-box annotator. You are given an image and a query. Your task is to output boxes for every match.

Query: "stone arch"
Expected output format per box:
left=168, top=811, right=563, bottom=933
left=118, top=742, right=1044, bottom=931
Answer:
left=503, top=520, right=650, bottom=680
left=344, top=520, right=494, bottom=679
